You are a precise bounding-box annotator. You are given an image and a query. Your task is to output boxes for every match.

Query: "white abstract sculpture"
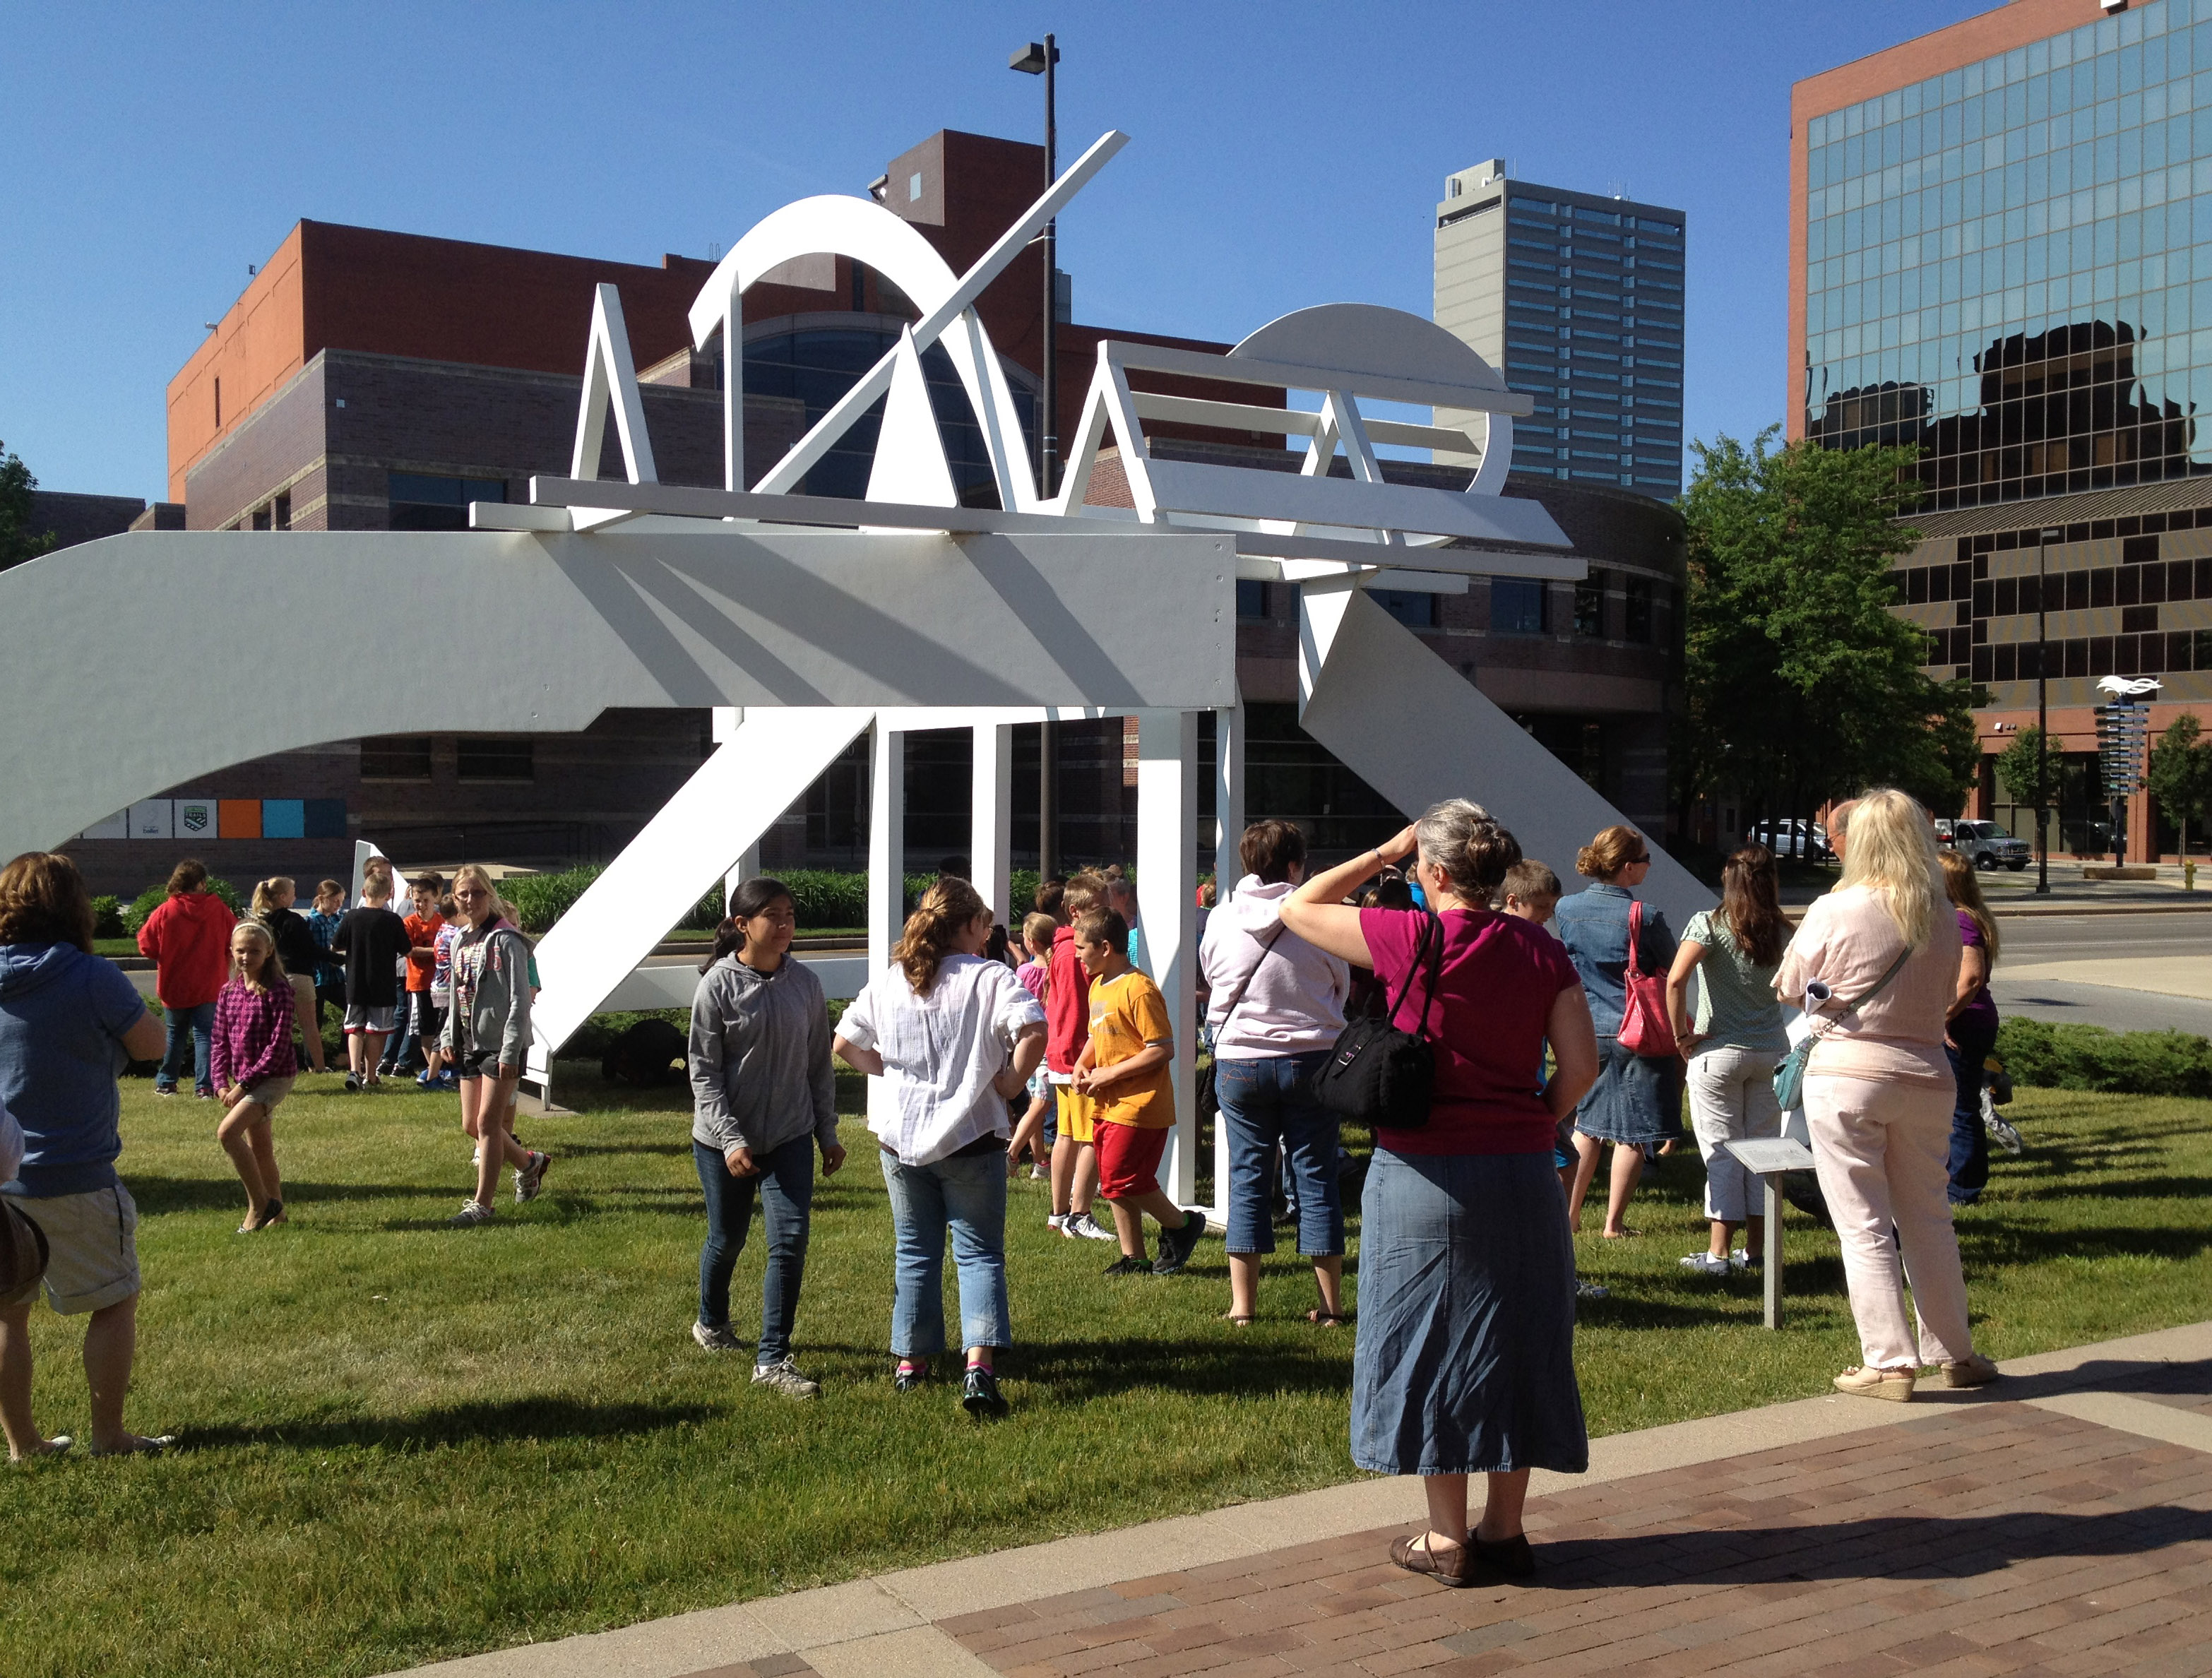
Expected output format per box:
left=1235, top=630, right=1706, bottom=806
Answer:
left=0, top=126, right=1709, bottom=1215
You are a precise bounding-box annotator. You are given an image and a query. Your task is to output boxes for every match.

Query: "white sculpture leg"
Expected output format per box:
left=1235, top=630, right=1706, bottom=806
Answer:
left=527, top=708, right=874, bottom=1082
left=971, top=722, right=1013, bottom=925
left=1211, top=699, right=1244, bottom=1222
left=1297, top=585, right=1712, bottom=929
left=867, top=717, right=907, bottom=1132
left=1136, top=709, right=1200, bottom=1208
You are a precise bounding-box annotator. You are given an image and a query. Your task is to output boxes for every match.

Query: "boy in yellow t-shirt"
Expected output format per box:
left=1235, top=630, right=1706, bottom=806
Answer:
left=1071, top=908, right=1206, bottom=1276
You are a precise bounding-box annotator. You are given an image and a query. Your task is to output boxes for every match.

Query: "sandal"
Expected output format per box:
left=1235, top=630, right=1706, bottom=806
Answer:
left=1389, top=1530, right=1473, bottom=1588
left=1222, top=1313, right=1256, bottom=1327
left=1305, top=1309, right=1352, bottom=1328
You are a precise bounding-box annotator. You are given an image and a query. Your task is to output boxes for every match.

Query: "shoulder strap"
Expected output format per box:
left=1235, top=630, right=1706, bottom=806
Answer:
left=1848, top=944, right=1915, bottom=1012
left=1215, top=920, right=1288, bottom=1036
left=1383, top=910, right=1445, bottom=1042
left=1627, top=899, right=1646, bottom=979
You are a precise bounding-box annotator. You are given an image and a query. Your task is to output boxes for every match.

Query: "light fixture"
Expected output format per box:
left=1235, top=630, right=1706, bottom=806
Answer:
left=1009, top=40, right=1057, bottom=73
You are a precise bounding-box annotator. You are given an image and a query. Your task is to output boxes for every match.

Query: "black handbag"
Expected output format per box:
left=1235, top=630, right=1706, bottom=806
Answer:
left=1312, top=910, right=1443, bottom=1130
left=1196, top=921, right=1287, bottom=1126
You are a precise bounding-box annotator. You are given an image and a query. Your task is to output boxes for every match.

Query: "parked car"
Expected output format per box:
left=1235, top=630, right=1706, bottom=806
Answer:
left=1937, top=819, right=2031, bottom=871
left=1746, top=819, right=1832, bottom=861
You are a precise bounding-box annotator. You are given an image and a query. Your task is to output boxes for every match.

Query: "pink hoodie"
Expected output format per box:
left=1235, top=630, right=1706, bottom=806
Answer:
left=1198, top=876, right=1350, bottom=1059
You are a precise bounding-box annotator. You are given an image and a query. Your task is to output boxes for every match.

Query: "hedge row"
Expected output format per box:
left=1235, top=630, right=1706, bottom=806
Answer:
left=1994, top=1016, right=2212, bottom=1099
left=118, top=877, right=244, bottom=935
left=496, top=867, right=1047, bottom=935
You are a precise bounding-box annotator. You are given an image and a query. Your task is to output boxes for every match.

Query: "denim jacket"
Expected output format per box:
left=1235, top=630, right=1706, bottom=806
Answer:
left=1551, top=882, right=1676, bottom=1038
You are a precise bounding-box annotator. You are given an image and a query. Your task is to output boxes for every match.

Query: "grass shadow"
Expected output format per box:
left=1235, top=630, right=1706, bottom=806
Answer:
left=1014, top=1334, right=1352, bottom=1402
left=126, top=1177, right=427, bottom=1217
left=179, top=1394, right=721, bottom=1454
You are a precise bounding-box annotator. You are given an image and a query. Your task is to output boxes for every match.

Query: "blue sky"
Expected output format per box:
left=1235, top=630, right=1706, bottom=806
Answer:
left=0, top=1, right=1992, bottom=504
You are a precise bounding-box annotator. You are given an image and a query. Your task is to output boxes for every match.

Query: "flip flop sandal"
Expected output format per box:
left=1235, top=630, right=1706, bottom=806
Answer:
left=1304, top=1309, right=1353, bottom=1328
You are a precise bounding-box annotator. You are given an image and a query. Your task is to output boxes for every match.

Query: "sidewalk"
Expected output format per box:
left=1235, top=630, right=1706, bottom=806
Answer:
left=402, top=1321, right=2212, bottom=1678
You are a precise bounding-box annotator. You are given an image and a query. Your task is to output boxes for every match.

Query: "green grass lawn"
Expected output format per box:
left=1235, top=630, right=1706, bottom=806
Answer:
left=5, top=1075, right=2207, bottom=1678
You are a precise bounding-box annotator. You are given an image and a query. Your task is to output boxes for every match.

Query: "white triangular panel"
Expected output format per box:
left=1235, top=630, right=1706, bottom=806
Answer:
left=864, top=330, right=960, bottom=511
left=571, top=283, right=659, bottom=486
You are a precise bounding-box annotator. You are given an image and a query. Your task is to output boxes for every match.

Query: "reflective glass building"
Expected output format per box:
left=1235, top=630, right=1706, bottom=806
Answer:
left=1793, top=0, right=2212, bottom=860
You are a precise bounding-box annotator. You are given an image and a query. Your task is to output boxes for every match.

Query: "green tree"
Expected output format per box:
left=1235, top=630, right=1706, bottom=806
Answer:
left=1994, top=725, right=2050, bottom=807
left=0, top=439, right=56, bottom=572
left=2147, top=713, right=2212, bottom=861
left=1675, top=427, right=1967, bottom=843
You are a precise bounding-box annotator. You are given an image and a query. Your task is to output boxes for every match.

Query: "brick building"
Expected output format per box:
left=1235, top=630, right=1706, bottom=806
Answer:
left=59, top=127, right=1684, bottom=897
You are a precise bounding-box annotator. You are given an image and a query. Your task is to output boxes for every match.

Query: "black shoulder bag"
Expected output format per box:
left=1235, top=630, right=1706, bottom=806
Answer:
left=1196, top=921, right=1287, bottom=1125
left=1312, top=910, right=1444, bottom=1130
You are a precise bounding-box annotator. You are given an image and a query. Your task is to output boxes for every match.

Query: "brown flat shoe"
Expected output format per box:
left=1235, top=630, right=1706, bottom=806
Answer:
left=1390, top=1531, right=1473, bottom=1588
left=1468, top=1532, right=1535, bottom=1578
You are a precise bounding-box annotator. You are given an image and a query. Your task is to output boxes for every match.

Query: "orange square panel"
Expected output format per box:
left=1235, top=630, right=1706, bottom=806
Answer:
left=218, top=799, right=263, bottom=839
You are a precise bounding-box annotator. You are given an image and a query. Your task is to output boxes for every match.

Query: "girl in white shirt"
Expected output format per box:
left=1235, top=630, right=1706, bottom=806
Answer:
left=836, top=879, right=1046, bottom=1415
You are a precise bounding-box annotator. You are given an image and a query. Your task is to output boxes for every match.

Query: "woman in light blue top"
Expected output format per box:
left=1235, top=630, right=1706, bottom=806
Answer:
left=1664, top=844, right=1790, bottom=1276
left=1552, top=826, right=1677, bottom=1239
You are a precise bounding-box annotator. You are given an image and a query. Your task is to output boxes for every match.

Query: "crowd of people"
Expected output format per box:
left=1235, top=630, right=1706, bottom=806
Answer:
left=0, top=790, right=2011, bottom=1589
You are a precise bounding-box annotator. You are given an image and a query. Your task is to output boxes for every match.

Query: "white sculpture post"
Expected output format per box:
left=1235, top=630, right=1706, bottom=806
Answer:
left=1210, top=699, right=1244, bottom=1220
left=867, top=716, right=905, bottom=1131
left=970, top=722, right=1014, bottom=926
left=1136, top=708, right=1201, bottom=1208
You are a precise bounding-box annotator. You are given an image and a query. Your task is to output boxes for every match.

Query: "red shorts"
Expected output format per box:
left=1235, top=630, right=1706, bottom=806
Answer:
left=1095, top=1120, right=1167, bottom=1200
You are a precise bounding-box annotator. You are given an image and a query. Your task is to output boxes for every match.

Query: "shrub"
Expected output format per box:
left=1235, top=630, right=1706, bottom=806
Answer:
left=487, top=866, right=1054, bottom=938
left=1994, top=1016, right=2212, bottom=1099
left=495, top=867, right=725, bottom=936
left=123, top=875, right=242, bottom=933
left=90, top=895, right=126, bottom=939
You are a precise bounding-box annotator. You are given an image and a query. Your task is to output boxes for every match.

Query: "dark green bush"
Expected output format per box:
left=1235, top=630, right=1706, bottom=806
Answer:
left=496, top=868, right=723, bottom=936
left=1994, top=1016, right=2212, bottom=1098
left=90, top=895, right=126, bottom=939
left=123, top=876, right=242, bottom=933
left=557, top=1008, right=689, bottom=1061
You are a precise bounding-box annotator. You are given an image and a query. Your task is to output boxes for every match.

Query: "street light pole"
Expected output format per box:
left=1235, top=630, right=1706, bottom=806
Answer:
left=1013, top=35, right=1063, bottom=879
left=2035, top=525, right=2059, bottom=895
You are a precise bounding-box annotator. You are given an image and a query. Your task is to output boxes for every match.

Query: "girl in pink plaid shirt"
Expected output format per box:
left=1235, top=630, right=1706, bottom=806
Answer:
left=211, top=923, right=299, bottom=1233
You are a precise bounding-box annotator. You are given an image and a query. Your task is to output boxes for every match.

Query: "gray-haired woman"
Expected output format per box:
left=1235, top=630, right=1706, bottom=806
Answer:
left=1280, top=800, right=1598, bottom=1588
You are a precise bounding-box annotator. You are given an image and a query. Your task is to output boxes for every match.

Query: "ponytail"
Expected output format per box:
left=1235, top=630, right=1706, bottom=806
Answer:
left=895, top=878, right=988, bottom=995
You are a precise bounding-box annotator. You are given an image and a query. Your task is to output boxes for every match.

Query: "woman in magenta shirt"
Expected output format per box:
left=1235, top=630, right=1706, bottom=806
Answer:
left=1281, top=799, right=1598, bottom=1590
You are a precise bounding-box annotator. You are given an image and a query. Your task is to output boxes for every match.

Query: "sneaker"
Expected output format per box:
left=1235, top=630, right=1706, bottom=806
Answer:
left=343, top=1073, right=361, bottom=1093
left=152, top=1085, right=177, bottom=1098
left=415, top=1071, right=434, bottom=1087
left=1028, top=1165, right=1048, bottom=1180
left=1732, top=1251, right=1764, bottom=1272
left=1101, top=1254, right=1153, bottom=1276
left=691, top=1321, right=742, bottom=1353
left=893, top=1362, right=927, bottom=1393
left=1069, top=1211, right=1117, bottom=1242
left=1047, top=1213, right=1071, bottom=1235
left=196, top=1087, right=217, bottom=1101
left=514, top=1150, right=552, bottom=1204
left=1152, top=1210, right=1206, bottom=1275
left=435, top=1071, right=460, bottom=1092
left=1575, top=1279, right=1610, bottom=1301
left=448, top=1199, right=495, bottom=1227
left=962, top=1364, right=1008, bottom=1416
left=1678, top=1253, right=1732, bottom=1278
left=751, top=1356, right=819, bottom=1400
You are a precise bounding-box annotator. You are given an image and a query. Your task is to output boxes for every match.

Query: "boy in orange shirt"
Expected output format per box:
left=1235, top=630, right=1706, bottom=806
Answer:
left=1071, top=907, right=1206, bottom=1276
left=384, top=872, right=446, bottom=1079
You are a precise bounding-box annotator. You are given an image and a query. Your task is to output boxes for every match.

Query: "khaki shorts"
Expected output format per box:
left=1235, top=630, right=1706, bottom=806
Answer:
left=243, top=1075, right=296, bottom=1114
left=0, top=1184, right=141, bottom=1315
left=1057, top=1082, right=1095, bottom=1145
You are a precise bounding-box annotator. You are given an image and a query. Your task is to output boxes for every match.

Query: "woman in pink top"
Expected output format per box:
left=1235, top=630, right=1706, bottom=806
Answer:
left=1283, top=799, right=1598, bottom=1590
left=1775, top=790, right=1998, bottom=1403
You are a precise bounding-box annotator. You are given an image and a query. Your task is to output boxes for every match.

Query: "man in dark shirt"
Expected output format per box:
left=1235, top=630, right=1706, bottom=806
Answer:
left=332, top=879, right=411, bottom=1091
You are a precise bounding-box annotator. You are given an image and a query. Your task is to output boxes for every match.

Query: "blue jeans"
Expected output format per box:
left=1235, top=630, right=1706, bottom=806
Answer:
left=1945, top=1014, right=1998, bottom=1206
left=1219, top=1050, right=1343, bottom=1257
left=155, top=1001, right=215, bottom=1093
left=694, top=1136, right=814, bottom=1366
left=880, top=1145, right=1012, bottom=1356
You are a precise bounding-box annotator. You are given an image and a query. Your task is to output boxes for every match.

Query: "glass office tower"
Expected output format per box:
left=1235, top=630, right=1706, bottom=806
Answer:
left=1802, top=0, right=2212, bottom=506
left=1793, top=0, right=2212, bottom=860
left=1434, top=160, right=1687, bottom=498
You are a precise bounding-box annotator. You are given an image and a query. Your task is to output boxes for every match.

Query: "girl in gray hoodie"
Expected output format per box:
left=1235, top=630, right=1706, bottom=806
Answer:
left=441, top=865, right=548, bottom=1226
left=688, top=877, right=843, bottom=1398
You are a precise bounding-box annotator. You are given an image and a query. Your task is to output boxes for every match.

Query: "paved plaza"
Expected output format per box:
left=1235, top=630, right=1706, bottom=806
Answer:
left=411, top=1323, right=2212, bottom=1678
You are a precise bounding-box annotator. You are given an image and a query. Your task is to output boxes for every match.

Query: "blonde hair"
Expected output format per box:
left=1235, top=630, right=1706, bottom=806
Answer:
left=1838, top=788, right=1941, bottom=950
left=450, top=864, right=502, bottom=924
left=894, top=877, right=989, bottom=995
left=1061, top=870, right=1107, bottom=917
left=250, top=877, right=284, bottom=918
left=1938, top=849, right=2000, bottom=966
left=1020, top=911, right=1057, bottom=955
left=230, top=921, right=284, bottom=994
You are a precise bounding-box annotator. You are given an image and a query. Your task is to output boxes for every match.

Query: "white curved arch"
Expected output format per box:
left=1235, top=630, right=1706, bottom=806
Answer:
left=1230, top=302, right=1515, bottom=496
left=686, top=194, right=1035, bottom=508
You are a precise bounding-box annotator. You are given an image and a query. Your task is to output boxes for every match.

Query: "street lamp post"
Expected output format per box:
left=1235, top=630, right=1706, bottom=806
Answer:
left=1013, top=35, right=1062, bottom=878
left=2035, top=525, right=2060, bottom=895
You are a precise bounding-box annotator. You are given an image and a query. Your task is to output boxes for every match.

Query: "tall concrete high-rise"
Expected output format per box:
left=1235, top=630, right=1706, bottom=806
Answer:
left=1433, top=160, right=1686, bottom=497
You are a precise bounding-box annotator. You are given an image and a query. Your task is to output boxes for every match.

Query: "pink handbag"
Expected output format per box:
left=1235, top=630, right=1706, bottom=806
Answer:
left=1616, top=900, right=1678, bottom=1058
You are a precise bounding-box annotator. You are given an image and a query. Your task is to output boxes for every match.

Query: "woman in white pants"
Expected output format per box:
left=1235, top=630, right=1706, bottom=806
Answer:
left=1774, top=789, right=1998, bottom=1401
left=1664, top=844, right=1788, bottom=1276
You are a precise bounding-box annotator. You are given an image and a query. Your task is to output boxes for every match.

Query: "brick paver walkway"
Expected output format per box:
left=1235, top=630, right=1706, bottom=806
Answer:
left=933, top=1391, right=2212, bottom=1678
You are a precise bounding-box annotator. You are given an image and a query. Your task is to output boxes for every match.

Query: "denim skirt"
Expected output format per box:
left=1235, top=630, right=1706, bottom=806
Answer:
left=1350, top=1149, right=1589, bottom=1477
left=1574, top=1035, right=1678, bottom=1150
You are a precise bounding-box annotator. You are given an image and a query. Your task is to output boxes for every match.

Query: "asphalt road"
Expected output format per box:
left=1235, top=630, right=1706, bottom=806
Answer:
left=1997, top=910, right=2212, bottom=961
left=1985, top=908, right=2209, bottom=1034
